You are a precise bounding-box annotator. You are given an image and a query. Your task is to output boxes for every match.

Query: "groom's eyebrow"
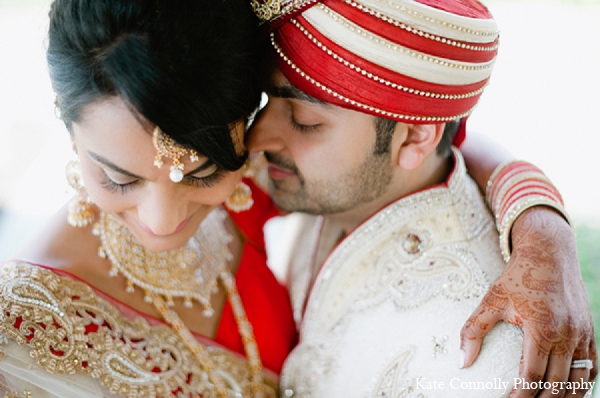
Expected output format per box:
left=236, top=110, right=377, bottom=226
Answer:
left=265, top=83, right=329, bottom=106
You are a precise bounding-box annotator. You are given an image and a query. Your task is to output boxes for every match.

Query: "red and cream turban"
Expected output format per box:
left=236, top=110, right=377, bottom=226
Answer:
left=252, top=0, right=500, bottom=127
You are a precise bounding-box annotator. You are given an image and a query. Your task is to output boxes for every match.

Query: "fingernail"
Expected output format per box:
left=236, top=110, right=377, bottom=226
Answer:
left=458, top=349, right=466, bottom=369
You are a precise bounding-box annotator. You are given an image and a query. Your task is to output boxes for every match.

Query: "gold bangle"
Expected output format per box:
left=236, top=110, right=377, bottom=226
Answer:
left=498, top=197, right=573, bottom=262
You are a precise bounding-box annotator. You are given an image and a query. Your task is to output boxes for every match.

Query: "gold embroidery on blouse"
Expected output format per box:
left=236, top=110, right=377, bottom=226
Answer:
left=4, top=391, right=30, bottom=398
left=4, top=391, right=32, bottom=398
left=0, top=262, right=274, bottom=397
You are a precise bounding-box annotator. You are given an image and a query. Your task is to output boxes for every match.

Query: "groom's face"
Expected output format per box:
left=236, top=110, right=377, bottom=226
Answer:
left=247, top=68, right=394, bottom=216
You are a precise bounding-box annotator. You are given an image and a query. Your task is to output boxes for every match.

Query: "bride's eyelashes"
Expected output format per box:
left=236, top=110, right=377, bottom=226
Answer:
left=100, top=172, right=138, bottom=194
left=181, top=168, right=227, bottom=188
left=99, top=167, right=227, bottom=194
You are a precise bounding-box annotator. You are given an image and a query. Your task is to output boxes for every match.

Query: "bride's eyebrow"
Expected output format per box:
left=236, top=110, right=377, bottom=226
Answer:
left=87, top=150, right=215, bottom=179
left=87, top=150, right=143, bottom=179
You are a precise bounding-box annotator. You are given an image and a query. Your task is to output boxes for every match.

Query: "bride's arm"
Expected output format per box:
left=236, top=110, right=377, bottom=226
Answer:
left=460, top=132, right=515, bottom=191
left=460, top=132, right=597, bottom=397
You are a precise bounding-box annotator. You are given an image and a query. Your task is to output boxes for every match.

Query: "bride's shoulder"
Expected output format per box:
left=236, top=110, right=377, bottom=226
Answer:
left=7, top=202, right=101, bottom=275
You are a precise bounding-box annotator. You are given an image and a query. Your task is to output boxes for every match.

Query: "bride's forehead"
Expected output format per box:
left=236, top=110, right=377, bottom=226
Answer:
left=77, top=98, right=148, bottom=131
left=73, top=100, right=211, bottom=166
left=73, top=102, right=154, bottom=163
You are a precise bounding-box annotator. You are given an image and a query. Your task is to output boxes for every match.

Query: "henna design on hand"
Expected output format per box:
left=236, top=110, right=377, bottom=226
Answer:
left=521, top=268, right=559, bottom=293
left=486, top=208, right=593, bottom=358
left=466, top=207, right=598, bottom=392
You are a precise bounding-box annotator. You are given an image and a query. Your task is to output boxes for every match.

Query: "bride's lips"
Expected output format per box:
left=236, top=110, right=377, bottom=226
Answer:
left=267, top=164, right=295, bottom=180
left=136, top=216, right=191, bottom=236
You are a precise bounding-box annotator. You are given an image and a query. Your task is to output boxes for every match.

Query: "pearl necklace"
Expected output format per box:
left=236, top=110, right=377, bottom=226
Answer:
left=93, top=209, right=269, bottom=397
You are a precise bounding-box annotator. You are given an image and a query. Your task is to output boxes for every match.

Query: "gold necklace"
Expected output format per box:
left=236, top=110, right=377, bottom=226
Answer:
left=93, top=209, right=229, bottom=315
left=93, top=209, right=269, bottom=397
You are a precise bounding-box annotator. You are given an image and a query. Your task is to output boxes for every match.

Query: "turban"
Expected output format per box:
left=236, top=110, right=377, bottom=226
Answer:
left=252, top=0, right=500, bottom=127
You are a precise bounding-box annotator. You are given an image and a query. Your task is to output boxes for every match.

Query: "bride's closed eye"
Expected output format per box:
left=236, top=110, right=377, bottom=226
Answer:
left=100, top=164, right=227, bottom=194
left=100, top=171, right=139, bottom=194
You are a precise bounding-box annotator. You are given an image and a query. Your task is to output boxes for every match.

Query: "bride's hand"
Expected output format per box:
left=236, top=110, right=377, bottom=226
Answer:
left=459, top=207, right=597, bottom=397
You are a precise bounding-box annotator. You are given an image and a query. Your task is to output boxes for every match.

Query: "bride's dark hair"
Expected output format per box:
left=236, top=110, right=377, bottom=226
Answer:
left=47, top=0, right=261, bottom=171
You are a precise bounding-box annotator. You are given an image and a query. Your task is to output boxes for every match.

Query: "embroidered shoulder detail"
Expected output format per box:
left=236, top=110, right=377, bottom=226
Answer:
left=0, top=262, right=269, bottom=397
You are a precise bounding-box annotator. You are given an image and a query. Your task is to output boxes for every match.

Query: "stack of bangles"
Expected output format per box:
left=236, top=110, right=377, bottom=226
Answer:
left=485, top=161, right=573, bottom=262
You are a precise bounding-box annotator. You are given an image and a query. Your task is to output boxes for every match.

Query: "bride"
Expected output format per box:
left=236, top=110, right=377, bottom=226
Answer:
left=0, top=0, right=296, bottom=396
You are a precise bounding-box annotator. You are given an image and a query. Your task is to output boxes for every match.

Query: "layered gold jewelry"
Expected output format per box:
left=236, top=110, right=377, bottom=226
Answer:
left=65, top=160, right=95, bottom=227
left=92, top=208, right=269, bottom=397
left=153, top=126, right=199, bottom=183
left=93, top=210, right=230, bottom=315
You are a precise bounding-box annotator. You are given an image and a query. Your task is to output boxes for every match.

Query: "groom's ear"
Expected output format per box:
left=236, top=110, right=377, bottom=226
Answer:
left=394, top=123, right=445, bottom=170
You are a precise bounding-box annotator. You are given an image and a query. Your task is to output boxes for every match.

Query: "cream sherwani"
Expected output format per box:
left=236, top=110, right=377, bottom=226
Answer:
left=281, top=149, right=523, bottom=397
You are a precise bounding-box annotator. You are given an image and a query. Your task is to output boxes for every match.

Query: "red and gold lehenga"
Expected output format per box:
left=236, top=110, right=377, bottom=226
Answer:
left=0, top=180, right=297, bottom=397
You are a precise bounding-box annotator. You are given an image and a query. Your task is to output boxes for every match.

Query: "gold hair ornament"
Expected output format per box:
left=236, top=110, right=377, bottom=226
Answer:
left=153, top=126, right=199, bottom=183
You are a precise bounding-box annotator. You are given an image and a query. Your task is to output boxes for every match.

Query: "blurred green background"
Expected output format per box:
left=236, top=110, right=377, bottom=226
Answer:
left=577, top=225, right=600, bottom=349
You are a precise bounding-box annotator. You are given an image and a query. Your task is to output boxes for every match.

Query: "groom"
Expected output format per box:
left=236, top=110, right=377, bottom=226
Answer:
left=248, top=0, right=597, bottom=396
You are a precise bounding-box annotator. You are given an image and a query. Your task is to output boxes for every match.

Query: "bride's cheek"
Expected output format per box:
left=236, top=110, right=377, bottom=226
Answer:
left=192, top=170, right=244, bottom=206
left=78, top=166, right=134, bottom=214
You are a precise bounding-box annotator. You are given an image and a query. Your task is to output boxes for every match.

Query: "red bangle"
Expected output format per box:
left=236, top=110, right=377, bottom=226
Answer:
left=485, top=160, right=571, bottom=262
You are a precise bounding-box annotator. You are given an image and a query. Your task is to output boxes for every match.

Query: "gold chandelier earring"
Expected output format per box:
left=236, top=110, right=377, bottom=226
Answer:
left=224, top=160, right=254, bottom=213
left=65, top=160, right=95, bottom=227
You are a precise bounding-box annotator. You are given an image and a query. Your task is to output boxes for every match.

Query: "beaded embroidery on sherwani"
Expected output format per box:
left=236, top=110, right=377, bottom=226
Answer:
left=281, top=150, right=523, bottom=398
left=290, top=151, right=493, bottom=339
left=0, top=262, right=269, bottom=397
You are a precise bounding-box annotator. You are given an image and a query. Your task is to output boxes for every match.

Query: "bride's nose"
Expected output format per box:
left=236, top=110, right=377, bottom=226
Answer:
left=137, top=184, right=188, bottom=236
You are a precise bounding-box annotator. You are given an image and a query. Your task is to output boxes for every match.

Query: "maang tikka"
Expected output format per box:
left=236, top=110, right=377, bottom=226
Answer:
left=153, top=126, right=199, bottom=182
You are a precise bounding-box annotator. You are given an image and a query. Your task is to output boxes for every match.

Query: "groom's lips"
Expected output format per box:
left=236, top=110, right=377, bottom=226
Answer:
left=267, top=163, right=295, bottom=180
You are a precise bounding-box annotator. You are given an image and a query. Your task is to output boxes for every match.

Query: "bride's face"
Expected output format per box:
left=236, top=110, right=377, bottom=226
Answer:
left=71, top=97, right=242, bottom=252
